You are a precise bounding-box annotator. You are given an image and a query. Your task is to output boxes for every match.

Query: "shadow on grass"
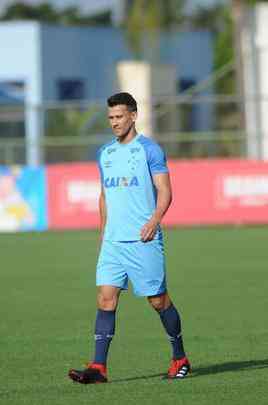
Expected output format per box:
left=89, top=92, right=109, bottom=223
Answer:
left=192, top=358, right=268, bottom=378
left=111, top=373, right=166, bottom=383
left=111, top=358, right=268, bottom=383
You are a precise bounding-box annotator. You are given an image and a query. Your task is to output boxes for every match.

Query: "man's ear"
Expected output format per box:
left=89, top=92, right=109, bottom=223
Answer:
left=131, top=111, right=138, bottom=122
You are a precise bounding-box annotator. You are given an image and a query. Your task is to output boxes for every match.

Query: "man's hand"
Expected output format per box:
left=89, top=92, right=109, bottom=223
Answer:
left=140, top=217, right=159, bottom=242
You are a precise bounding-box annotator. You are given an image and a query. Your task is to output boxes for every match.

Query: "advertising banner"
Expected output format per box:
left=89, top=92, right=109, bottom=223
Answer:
left=0, top=166, right=47, bottom=232
left=47, top=163, right=101, bottom=229
left=46, top=159, right=268, bottom=230
left=164, top=159, right=268, bottom=226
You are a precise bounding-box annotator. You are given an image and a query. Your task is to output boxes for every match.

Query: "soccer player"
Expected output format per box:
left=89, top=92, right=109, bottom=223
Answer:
left=68, top=92, right=191, bottom=384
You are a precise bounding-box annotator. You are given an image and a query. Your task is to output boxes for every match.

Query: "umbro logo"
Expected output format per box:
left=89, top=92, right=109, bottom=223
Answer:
left=130, top=147, right=140, bottom=154
left=107, top=148, right=116, bottom=154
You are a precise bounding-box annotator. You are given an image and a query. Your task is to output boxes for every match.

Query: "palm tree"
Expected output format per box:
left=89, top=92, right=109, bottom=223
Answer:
left=230, top=0, right=247, bottom=126
left=125, top=0, right=185, bottom=59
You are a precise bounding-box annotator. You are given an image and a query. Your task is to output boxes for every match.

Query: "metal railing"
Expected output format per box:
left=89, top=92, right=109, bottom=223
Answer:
left=0, top=95, right=249, bottom=165
left=0, top=130, right=247, bottom=165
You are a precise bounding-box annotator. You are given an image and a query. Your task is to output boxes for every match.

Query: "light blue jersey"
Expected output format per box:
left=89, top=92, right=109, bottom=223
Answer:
left=97, top=134, right=168, bottom=241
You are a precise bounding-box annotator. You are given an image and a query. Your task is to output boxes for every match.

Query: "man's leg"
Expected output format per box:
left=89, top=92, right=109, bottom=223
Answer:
left=148, top=292, right=185, bottom=359
left=93, top=285, right=121, bottom=365
left=148, top=292, right=191, bottom=378
left=69, top=285, right=120, bottom=384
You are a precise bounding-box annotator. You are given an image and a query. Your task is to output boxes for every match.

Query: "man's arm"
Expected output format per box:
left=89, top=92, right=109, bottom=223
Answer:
left=140, top=172, right=172, bottom=242
left=99, top=185, right=107, bottom=242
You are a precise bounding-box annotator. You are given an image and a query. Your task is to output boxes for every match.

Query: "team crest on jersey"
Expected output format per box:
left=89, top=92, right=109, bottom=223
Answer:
left=104, top=176, right=139, bottom=188
left=128, top=155, right=140, bottom=171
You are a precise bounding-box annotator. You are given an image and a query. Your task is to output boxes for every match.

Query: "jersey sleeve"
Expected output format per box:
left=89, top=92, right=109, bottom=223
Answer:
left=146, top=142, right=169, bottom=175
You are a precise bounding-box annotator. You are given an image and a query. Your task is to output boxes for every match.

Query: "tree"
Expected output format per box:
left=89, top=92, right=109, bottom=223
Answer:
left=125, top=0, right=185, bottom=58
left=0, top=2, right=58, bottom=22
left=0, top=2, right=111, bottom=26
left=246, top=0, right=268, bottom=4
left=190, top=5, right=235, bottom=94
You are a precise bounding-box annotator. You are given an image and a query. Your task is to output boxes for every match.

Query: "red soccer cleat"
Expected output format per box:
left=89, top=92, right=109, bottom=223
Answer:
left=68, top=362, right=108, bottom=384
left=167, top=356, right=191, bottom=379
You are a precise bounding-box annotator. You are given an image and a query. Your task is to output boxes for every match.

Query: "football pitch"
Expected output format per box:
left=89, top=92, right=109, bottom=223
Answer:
left=1, top=226, right=268, bottom=405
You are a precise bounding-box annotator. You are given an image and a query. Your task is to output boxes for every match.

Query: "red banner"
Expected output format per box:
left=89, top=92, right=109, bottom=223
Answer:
left=47, top=160, right=268, bottom=229
left=47, top=163, right=101, bottom=229
left=164, top=159, right=268, bottom=226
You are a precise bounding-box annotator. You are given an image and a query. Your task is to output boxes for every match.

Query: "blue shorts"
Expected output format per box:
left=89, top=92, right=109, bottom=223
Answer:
left=96, top=239, right=167, bottom=297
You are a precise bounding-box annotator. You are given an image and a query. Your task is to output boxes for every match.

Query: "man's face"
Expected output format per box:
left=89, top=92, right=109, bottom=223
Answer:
left=108, top=104, right=137, bottom=138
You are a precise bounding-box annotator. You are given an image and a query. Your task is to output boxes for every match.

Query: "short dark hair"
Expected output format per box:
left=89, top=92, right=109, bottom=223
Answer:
left=107, top=92, right=137, bottom=112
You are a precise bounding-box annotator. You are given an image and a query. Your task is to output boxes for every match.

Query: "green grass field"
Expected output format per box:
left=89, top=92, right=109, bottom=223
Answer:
left=1, top=226, right=268, bottom=405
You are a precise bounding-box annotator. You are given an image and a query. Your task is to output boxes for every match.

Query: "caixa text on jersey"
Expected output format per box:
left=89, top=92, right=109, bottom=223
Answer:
left=104, top=176, right=139, bottom=188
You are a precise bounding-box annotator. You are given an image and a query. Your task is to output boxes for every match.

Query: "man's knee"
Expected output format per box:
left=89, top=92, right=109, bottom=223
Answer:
left=147, top=292, right=171, bottom=312
left=97, top=286, right=120, bottom=311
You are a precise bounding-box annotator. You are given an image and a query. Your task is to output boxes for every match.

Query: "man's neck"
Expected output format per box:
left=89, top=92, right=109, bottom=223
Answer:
left=117, top=129, right=137, bottom=144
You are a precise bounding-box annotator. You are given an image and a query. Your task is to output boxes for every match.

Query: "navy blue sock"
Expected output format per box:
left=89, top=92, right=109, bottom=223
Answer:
left=159, top=304, right=185, bottom=360
left=93, top=309, right=115, bottom=365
